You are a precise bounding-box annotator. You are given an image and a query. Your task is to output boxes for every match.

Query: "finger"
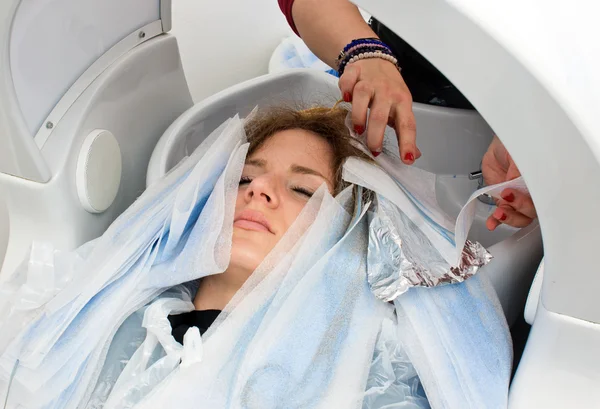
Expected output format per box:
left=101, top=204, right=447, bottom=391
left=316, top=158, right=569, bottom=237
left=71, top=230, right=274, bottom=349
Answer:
left=500, top=188, right=537, bottom=219
left=394, top=101, right=418, bottom=164
left=365, top=95, right=392, bottom=154
left=388, top=116, right=422, bottom=159
left=339, top=64, right=361, bottom=103
left=491, top=205, right=534, bottom=228
left=506, top=161, right=522, bottom=181
left=486, top=215, right=501, bottom=231
left=350, top=80, right=374, bottom=137
left=384, top=100, right=418, bottom=160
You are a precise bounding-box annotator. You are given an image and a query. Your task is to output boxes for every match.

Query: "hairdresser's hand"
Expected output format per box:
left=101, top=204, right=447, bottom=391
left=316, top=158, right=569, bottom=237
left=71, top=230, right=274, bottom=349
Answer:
left=482, top=135, right=537, bottom=231
left=339, top=58, right=421, bottom=163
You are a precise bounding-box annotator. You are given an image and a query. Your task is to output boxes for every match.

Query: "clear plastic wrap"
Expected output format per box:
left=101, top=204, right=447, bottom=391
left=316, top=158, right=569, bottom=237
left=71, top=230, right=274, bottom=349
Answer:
left=363, top=316, right=430, bottom=409
left=101, top=294, right=197, bottom=409
left=85, top=285, right=194, bottom=409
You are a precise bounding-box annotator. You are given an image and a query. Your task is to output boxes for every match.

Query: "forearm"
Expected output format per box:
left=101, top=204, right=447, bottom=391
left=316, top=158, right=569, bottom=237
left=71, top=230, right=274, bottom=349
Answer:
left=292, top=0, right=377, bottom=68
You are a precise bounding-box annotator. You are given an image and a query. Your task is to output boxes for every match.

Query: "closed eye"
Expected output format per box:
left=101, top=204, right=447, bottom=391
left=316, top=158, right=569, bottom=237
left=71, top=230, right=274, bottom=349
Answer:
left=291, top=186, right=314, bottom=198
left=240, top=175, right=313, bottom=198
left=239, top=176, right=253, bottom=185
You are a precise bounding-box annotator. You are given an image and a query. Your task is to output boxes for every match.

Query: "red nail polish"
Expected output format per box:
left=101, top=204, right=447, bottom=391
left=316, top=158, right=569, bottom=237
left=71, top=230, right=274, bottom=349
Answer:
left=502, top=192, right=515, bottom=202
left=354, top=125, right=364, bottom=134
left=372, top=151, right=381, bottom=157
left=500, top=213, right=507, bottom=221
left=404, top=152, right=415, bottom=162
left=343, top=92, right=351, bottom=102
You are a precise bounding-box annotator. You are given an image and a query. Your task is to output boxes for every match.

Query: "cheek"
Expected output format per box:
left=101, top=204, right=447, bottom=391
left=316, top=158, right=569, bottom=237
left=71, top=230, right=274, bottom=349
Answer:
left=235, top=188, right=246, bottom=212
left=281, top=200, right=308, bottom=233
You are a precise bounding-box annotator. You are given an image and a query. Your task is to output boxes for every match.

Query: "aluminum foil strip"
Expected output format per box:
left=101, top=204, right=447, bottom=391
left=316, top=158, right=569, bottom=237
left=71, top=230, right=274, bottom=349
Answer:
left=367, top=196, right=492, bottom=302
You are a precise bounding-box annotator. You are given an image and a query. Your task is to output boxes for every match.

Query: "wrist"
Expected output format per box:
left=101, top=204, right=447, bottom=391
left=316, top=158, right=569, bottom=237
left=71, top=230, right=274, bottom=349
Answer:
left=336, top=38, right=400, bottom=76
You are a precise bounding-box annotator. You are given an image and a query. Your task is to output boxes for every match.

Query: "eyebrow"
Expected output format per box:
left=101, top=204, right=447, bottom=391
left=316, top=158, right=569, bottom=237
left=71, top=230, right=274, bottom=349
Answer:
left=245, top=158, right=267, bottom=168
left=290, top=164, right=327, bottom=180
left=245, top=159, right=329, bottom=181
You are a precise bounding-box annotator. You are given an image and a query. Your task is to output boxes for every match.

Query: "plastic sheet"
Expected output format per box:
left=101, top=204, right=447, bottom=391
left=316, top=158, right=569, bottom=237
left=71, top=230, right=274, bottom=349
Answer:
left=363, top=316, right=430, bottom=409
left=101, top=292, right=197, bottom=409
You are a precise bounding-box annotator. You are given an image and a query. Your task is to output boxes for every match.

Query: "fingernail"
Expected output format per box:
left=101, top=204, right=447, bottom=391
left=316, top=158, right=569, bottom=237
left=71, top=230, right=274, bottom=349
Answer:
left=343, top=92, right=352, bottom=102
left=372, top=151, right=381, bottom=157
left=502, top=192, right=515, bottom=203
left=354, top=125, right=364, bottom=134
left=493, top=208, right=506, bottom=221
left=404, top=152, right=415, bottom=162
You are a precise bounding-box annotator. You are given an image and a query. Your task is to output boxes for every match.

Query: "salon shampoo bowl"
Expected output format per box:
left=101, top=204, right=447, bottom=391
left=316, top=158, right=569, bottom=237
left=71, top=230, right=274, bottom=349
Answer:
left=147, top=69, right=543, bottom=327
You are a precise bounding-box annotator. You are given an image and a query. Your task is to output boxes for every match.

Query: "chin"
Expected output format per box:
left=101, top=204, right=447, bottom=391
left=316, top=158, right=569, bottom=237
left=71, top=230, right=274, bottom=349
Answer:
left=230, top=232, right=274, bottom=273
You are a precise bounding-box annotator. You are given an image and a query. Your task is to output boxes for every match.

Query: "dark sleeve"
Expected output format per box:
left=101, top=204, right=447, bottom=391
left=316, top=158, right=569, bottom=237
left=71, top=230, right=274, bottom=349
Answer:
left=278, top=0, right=300, bottom=36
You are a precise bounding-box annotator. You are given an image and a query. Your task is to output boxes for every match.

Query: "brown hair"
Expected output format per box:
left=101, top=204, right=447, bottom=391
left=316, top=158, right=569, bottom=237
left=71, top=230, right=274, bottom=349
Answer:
left=244, top=104, right=372, bottom=195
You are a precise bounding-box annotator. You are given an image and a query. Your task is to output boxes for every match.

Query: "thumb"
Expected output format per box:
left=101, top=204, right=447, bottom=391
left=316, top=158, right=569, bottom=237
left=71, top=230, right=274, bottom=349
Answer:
left=506, top=160, right=522, bottom=181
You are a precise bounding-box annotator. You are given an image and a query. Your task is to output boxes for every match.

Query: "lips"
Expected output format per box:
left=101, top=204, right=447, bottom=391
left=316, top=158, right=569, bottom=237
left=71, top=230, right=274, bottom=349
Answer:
left=234, top=209, right=274, bottom=234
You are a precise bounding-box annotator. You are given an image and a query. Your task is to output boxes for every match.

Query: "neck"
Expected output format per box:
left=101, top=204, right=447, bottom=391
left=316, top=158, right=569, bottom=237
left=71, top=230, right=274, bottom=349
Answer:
left=193, top=266, right=251, bottom=310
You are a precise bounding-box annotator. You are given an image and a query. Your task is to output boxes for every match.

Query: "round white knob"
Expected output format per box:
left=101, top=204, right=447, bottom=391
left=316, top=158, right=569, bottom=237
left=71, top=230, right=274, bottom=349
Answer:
left=76, top=129, right=122, bottom=213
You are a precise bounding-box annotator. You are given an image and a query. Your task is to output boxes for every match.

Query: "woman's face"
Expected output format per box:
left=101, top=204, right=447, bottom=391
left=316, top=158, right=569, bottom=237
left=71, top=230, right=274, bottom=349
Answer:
left=230, top=129, right=335, bottom=274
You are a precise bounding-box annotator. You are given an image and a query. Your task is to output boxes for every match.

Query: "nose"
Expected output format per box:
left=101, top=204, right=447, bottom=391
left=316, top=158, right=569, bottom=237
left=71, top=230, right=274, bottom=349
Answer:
left=244, top=175, right=279, bottom=208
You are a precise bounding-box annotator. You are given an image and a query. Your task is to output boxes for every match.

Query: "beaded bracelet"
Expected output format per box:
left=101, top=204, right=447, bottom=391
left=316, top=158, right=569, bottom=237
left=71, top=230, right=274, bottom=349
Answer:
left=344, top=42, right=389, bottom=57
left=336, top=38, right=400, bottom=76
left=336, top=38, right=387, bottom=67
left=337, top=48, right=397, bottom=76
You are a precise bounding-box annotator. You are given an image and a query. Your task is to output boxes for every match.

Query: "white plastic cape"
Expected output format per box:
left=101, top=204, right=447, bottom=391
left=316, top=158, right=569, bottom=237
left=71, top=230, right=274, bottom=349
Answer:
left=0, top=113, right=515, bottom=409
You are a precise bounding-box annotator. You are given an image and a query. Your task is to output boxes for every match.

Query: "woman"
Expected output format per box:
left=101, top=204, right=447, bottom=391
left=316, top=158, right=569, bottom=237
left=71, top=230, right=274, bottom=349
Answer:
left=0, top=105, right=509, bottom=409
